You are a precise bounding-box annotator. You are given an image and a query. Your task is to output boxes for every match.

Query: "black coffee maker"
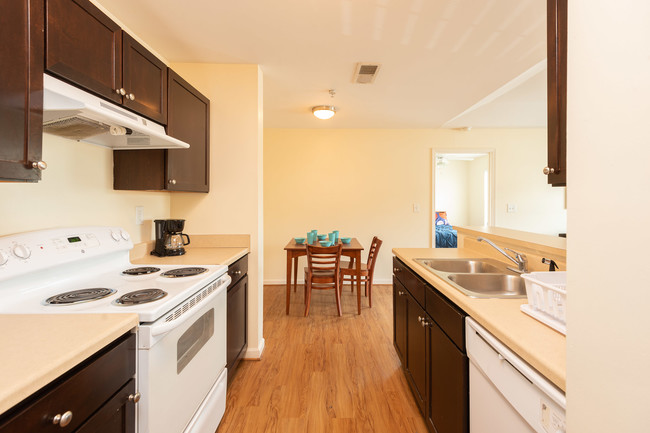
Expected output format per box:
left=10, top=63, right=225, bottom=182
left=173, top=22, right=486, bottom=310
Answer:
left=151, top=219, right=191, bottom=257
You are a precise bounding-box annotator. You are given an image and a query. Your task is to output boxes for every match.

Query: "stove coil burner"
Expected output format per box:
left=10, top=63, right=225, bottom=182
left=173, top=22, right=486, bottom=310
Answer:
left=45, top=288, right=116, bottom=305
left=160, top=267, right=209, bottom=278
left=122, top=267, right=161, bottom=276
left=115, top=289, right=168, bottom=305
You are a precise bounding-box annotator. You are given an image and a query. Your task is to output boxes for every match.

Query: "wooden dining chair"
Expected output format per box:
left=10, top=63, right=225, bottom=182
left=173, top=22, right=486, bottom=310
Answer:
left=340, top=236, right=383, bottom=308
left=304, top=244, right=343, bottom=317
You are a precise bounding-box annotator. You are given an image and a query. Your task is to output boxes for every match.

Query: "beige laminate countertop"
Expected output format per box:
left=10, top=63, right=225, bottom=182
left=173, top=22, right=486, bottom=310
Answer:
left=131, top=247, right=248, bottom=267
left=393, top=247, right=566, bottom=391
left=0, top=314, right=138, bottom=415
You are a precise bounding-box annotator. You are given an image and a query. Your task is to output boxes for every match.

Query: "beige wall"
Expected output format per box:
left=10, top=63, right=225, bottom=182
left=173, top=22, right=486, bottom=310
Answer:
left=0, top=135, right=170, bottom=241
left=468, top=155, right=489, bottom=226
left=169, top=63, right=265, bottom=358
left=264, top=128, right=565, bottom=284
left=436, top=159, right=470, bottom=226
left=566, top=1, right=650, bottom=431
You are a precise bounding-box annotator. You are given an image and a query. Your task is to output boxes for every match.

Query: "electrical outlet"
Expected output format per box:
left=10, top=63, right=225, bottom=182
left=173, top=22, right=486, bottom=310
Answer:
left=135, top=206, right=144, bottom=225
left=507, top=203, right=517, bottom=213
left=413, top=203, right=420, bottom=213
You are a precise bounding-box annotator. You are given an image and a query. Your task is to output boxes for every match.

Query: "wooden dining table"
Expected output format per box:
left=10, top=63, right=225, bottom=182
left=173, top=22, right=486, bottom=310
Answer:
left=284, top=238, right=364, bottom=315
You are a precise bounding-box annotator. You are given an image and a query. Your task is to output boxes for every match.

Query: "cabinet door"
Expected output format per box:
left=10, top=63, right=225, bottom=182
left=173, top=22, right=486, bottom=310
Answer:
left=546, top=0, right=567, bottom=186
left=406, top=293, right=427, bottom=415
left=122, top=32, right=167, bottom=123
left=45, top=0, right=122, bottom=103
left=0, top=0, right=44, bottom=182
left=76, top=379, right=136, bottom=433
left=166, top=69, right=210, bottom=192
left=227, top=275, right=248, bottom=380
left=113, top=149, right=166, bottom=190
left=393, top=277, right=408, bottom=366
left=426, top=321, right=468, bottom=433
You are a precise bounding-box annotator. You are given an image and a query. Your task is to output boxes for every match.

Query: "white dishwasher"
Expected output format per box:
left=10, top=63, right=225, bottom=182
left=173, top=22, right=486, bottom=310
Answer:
left=466, top=318, right=566, bottom=433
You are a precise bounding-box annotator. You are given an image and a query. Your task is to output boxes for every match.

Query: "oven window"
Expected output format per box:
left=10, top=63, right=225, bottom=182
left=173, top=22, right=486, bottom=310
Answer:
left=177, top=308, right=214, bottom=374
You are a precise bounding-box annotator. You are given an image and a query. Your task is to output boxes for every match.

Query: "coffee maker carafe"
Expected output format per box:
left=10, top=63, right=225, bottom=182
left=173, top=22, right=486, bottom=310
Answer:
left=151, top=219, right=191, bottom=256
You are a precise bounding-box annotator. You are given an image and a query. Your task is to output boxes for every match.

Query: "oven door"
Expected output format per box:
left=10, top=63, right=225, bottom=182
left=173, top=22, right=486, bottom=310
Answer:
left=137, top=276, right=228, bottom=433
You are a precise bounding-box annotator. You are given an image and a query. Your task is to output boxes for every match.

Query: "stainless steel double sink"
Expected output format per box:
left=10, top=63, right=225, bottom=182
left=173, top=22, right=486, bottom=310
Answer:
left=414, top=258, right=527, bottom=299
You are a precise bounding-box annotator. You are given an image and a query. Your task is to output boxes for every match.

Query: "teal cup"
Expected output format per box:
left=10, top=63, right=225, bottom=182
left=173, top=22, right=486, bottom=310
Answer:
left=307, top=232, right=314, bottom=244
left=332, top=230, right=339, bottom=242
left=328, top=232, right=335, bottom=243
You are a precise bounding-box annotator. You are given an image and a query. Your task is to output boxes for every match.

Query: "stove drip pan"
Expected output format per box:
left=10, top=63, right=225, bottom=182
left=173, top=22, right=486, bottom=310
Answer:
left=160, top=267, right=208, bottom=278
left=45, top=288, right=117, bottom=305
left=122, top=267, right=161, bottom=276
left=115, top=289, right=168, bottom=305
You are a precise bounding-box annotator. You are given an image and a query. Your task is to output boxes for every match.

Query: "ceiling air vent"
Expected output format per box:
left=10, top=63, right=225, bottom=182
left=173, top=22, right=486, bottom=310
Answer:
left=353, top=63, right=381, bottom=84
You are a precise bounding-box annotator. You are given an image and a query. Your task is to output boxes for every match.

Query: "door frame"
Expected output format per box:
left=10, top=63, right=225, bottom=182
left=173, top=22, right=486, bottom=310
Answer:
left=431, top=148, right=496, bottom=247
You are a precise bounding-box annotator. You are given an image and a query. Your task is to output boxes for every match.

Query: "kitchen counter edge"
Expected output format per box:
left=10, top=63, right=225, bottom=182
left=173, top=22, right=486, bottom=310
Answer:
left=0, top=313, right=139, bottom=415
left=392, top=247, right=566, bottom=391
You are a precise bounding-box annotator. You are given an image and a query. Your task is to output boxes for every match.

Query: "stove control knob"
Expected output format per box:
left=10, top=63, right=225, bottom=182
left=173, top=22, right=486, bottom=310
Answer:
left=121, top=230, right=130, bottom=241
left=13, top=244, right=31, bottom=259
left=0, top=251, right=8, bottom=266
left=111, top=231, right=121, bottom=242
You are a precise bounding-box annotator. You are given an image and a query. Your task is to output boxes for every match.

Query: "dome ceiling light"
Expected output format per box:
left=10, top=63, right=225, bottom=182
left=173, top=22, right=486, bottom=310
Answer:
left=312, top=89, right=337, bottom=120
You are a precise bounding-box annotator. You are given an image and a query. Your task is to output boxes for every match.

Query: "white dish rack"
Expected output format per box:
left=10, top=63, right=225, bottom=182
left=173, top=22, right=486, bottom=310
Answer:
left=520, top=272, right=567, bottom=335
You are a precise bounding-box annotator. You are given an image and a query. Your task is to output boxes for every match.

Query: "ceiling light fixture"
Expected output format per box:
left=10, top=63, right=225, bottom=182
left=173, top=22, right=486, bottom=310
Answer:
left=312, top=89, right=337, bottom=120
left=312, top=105, right=336, bottom=119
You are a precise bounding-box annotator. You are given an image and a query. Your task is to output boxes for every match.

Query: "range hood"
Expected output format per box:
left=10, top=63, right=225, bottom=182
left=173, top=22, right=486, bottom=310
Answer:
left=42, top=74, right=189, bottom=150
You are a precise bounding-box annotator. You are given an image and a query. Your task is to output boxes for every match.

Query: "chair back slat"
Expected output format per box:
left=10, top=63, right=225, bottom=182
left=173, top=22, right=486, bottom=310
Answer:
left=306, top=244, right=342, bottom=274
left=366, top=236, right=383, bottom=274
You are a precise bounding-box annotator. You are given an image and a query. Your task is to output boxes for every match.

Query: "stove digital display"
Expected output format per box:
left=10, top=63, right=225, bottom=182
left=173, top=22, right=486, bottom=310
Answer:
left=67, top=236, right=82, bottom=243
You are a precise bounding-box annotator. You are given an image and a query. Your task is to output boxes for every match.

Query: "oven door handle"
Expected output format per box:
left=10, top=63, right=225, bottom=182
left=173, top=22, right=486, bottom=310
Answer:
left=149, top=276, right=230, bottom=337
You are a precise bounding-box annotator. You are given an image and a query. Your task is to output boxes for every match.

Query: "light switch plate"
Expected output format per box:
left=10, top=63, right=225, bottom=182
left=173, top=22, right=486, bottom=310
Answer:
left=135, top=206, right=144, bottom=225
left=507, top=203, right=517, bottom=213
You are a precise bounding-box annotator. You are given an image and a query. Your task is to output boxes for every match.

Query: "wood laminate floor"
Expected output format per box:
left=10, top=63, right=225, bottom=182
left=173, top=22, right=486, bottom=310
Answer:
left=216, top=283, right=427, bottom=433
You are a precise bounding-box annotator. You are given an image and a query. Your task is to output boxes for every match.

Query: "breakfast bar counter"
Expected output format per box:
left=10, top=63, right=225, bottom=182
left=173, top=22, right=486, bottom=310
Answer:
left=0, top=314, right=138, bottom=415
left=393, top=247, right=566, bottom=391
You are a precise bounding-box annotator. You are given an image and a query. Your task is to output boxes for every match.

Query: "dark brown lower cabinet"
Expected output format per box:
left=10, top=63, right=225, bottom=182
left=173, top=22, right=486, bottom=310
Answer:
left=427, top=319, right=468, bottom=433
left=393, top=257, right=468, bottom=433
left=76, top=379, right=135, bottom=433
left=406, top=289, right=427, bottom=414
left=0, top=332, right=136, bottom=433
left=226, top=255, right=248, bottom=382
left=393, top=277, right=408, bottom=366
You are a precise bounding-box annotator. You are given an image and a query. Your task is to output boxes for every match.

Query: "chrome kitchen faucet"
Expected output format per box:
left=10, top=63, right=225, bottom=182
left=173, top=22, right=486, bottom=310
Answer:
left=477, top=237, right=528, bottom=274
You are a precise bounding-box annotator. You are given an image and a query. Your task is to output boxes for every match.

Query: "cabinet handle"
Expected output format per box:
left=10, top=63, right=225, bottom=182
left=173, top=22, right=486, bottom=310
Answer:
left=420, top=319, right=429, bottom=327
left=116, top=88, right=126, bottom=95
left=417, top=316, right=423, bottom=322
left=543, top=166, right=556, bottom=175
left=233, top=270, right=242, bottom=275
left=128, top=392, right=141, bottom=403
left=168, top=179, right=177, bottom=185
left=128, top=93, right=136, bottom=101
left=52, top=411, right=73, bottom=427
left=397, top=290, right=405, bottom=296
left=393, top=267, right=400, bottom=272
left=31, top=161, right=47, bottom=170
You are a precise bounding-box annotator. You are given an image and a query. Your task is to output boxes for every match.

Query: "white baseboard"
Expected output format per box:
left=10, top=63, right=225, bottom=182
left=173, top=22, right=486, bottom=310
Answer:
left=243, top=337, right=265, bottom=360
left=263, top=278, right=392, bottom=285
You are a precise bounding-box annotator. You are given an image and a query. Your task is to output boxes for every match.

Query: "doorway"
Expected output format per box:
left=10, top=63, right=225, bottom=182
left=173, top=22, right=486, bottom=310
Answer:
left=432, top=149, right=495, bottom=247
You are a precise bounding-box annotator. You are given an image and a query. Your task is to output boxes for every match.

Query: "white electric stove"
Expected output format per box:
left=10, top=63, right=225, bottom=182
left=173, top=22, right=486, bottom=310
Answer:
left=0, top=226, right=230, bottom=433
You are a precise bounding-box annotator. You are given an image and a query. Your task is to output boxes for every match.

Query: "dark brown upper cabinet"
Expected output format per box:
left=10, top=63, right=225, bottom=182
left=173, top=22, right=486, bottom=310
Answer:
left=122, top=32, right=167, bottom=124
left=45, top=0, right=122, bottom=104
left=0, top=0, right=45, bottom=182
left=546, top=0, right=567, bottom=187
left=113, top=69, right=210, bottom=192
left=45, top=0, right=167, bottom=123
